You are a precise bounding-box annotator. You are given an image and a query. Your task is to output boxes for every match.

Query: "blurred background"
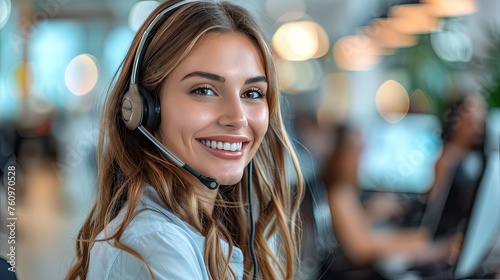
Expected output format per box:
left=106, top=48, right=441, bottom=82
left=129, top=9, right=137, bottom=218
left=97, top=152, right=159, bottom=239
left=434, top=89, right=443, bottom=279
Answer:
left=0, top=0, right=499, bottom=279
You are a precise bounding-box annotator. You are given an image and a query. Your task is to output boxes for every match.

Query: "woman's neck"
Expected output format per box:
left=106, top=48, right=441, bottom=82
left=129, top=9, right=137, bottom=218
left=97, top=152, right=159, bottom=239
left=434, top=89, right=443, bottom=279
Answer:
left=192, top=182, right=218, bottom=215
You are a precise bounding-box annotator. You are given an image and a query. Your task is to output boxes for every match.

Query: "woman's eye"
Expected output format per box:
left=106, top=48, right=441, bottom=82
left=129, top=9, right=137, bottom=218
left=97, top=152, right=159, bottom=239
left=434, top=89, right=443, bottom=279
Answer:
left=191, top=87, right=216, bottom=96
left=242, top=88, right=265, bottom=99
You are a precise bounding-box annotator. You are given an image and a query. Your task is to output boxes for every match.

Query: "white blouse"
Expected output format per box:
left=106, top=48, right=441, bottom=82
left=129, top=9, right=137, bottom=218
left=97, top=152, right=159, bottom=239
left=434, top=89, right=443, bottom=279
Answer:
left=87, top=186, right=244, bottom=280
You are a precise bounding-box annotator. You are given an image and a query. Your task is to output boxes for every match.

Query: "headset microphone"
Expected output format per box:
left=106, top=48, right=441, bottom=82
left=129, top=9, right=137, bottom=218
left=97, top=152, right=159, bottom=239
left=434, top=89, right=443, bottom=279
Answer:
left=119, top=0, right=219, bottom=190
left=138, top=126, right=220, bottom=190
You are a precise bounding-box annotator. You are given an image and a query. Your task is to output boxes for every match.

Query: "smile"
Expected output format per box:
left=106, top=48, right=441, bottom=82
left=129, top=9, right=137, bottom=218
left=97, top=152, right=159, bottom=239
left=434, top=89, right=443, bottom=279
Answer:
left=200, top=139, right=243, bottom=151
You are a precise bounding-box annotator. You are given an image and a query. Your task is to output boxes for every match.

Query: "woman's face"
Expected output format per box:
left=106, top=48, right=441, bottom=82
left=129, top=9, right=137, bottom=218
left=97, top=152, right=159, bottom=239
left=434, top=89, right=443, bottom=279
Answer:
left=158, top=33, right=269, bottom=186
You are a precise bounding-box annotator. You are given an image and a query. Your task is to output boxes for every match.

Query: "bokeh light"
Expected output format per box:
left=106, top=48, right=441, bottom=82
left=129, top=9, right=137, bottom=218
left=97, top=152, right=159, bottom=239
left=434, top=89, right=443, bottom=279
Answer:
left=431, top=20, right=473, bottom=62
left=0, top=0, right=11, bottom=30
left=6, top=62, right=33, bottom=99
left=389, top=4, right=442, bottom=34
left=410, top=89, right=432, bottom=113
left=365, top=19, right=419, bottom=49
left=424, top=0, right=477, bottom=17
left=333, top=35, right=382, bottom=71
left=64, top=54, right=99, bottom=96
left=375, top=79, right=410, bottom=123
left=273, top=21, right=329, bottom=61
left=128, top=1, right=160, bottom=32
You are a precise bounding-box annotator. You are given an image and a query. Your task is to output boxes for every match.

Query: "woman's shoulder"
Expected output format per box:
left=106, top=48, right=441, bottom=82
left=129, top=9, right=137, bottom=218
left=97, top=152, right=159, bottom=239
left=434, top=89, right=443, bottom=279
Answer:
left=98, top=186, right=205, bottom=245
left=98, top=204, right=204, bottom=250
left=126, top=207, right=197, bottom=240
left=88, top=207, right=208, bottom=279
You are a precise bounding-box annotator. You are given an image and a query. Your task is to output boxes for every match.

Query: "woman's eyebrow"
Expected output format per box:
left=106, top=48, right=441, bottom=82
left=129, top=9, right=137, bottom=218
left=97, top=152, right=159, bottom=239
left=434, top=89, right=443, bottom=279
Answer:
left=182, top=71, right=267, bottom=85
left=245, top=76, right=267, bottom=85
left=182, top=71, right=225, bottom=82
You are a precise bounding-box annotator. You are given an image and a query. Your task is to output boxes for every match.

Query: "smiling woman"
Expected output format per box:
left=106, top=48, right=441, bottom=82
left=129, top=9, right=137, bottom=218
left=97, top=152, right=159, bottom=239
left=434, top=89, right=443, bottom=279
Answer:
left=65, top=1, right=303, bottom=280
left=158, top=33, right=269, bottom=190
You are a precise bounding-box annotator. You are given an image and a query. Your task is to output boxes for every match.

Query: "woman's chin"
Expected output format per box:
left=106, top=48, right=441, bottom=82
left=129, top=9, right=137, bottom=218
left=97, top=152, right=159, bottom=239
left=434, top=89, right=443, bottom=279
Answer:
left=215, top=173, right=245, bottom=186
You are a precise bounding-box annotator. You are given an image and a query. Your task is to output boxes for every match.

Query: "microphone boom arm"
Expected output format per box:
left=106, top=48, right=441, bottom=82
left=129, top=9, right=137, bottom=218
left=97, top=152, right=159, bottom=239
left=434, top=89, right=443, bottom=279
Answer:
left=137, top=125, right=220, bottom=190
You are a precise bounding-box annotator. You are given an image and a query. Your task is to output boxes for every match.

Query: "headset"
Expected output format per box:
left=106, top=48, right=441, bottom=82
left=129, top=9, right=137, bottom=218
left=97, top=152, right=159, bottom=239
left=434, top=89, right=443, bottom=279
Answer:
left=120, top=0, right=219, bottom=190
left=119, top=0, right=258, bottom=278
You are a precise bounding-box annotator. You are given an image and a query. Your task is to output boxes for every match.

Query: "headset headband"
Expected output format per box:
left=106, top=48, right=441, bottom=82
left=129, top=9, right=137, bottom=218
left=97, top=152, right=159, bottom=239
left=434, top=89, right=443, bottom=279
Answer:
left=130, top=0, right=200, bottom=85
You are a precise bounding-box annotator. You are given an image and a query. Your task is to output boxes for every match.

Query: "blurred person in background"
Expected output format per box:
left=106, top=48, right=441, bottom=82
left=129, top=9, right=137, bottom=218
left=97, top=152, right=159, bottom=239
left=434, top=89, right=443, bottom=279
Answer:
left=428, top=94, right=487, bottom=208
left=320, top=125, right=459, bottom=279
left=420, top=94, right=488, bottom=268
left=66, top=0, right=304, bottom=279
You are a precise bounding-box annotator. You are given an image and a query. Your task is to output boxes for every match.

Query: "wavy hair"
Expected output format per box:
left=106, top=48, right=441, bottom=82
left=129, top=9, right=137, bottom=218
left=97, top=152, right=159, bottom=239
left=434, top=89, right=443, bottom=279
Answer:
left=66, top=1, right=303, bottom=279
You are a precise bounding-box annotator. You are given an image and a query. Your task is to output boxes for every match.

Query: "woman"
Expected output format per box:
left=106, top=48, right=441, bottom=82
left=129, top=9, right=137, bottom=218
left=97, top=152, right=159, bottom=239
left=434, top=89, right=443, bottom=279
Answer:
left=66, top=1, right=303, bottom=279
left=429, top=94, right=486, bottom=203
left=426, top=94, right=486, bottom=243
left=321, top=125, right=457, bottom=279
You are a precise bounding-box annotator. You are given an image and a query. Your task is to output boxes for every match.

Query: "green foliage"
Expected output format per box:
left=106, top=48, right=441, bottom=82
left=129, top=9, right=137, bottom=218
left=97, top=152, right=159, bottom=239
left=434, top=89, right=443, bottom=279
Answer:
left=481, top=34, right=500, bottom=108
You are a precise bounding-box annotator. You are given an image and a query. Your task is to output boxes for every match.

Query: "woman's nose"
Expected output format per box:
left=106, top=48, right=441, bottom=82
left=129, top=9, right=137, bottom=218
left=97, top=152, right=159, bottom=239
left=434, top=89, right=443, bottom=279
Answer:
left=218, top=97, right=248, bottom=130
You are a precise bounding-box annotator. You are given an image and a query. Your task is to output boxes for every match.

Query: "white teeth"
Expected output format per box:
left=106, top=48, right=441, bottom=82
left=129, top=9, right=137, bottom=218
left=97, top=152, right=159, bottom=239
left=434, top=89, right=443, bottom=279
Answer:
left=200, top=140, right=243, bottom=151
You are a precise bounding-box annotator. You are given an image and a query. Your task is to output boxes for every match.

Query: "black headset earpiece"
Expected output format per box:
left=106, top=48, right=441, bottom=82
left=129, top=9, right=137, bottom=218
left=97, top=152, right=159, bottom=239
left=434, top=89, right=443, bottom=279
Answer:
left=141, top=86, right=161, bottom=132
left=121, top=84, right=160, bottom=133
left=120, top=0, right=198, bottom=133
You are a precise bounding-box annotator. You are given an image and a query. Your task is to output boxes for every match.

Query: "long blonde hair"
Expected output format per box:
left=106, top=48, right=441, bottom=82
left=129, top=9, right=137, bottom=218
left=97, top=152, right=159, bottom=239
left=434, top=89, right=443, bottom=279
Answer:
left=66, top=1, right=304, bottom=279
